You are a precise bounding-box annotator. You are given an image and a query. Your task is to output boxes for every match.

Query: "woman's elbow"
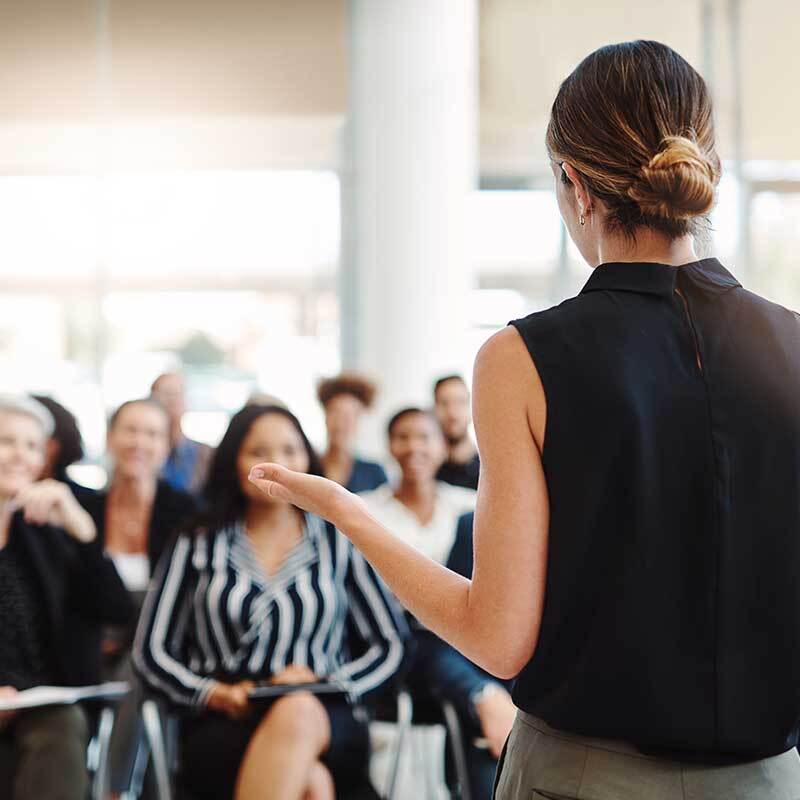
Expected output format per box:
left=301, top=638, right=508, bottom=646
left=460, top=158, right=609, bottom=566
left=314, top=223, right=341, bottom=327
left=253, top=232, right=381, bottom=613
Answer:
left=481, top=639, right=536, bottom=680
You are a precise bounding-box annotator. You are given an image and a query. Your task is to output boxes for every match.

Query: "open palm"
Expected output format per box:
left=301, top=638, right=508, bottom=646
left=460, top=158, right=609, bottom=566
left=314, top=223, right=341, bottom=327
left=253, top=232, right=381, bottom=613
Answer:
left=248, top=463, right=364, bottom=529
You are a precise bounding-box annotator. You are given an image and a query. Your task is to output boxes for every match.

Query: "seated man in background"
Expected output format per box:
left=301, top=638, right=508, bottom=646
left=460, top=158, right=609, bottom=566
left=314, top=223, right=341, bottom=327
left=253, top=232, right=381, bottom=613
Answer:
left=359, top=408, right=515, bottom=800
left=433, top=375, right=480, bottom=490
left=0, top=395, right=133, bottom=800
left=150, top=371, right=213, bottom=497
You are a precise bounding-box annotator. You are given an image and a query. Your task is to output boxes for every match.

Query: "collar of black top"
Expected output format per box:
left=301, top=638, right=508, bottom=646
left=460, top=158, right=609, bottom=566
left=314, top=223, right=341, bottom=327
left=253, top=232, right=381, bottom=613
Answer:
left=580, top=258, right=741, bottom=298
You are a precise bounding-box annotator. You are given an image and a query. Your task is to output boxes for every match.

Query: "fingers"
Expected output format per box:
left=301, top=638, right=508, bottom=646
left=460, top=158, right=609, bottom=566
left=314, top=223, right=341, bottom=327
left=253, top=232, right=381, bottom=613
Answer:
left=229, top=686, right=251, bottom=719
left=15, top=487, right=54, bottom=526
left=248, top=463, right=293, bottom=502
left=10, top=482, right=65, bottom=526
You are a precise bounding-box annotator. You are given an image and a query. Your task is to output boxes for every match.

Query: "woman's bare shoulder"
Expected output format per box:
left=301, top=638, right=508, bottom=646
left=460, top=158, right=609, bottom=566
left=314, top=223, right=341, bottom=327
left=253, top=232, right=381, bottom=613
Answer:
left=474, top=326, right=546, bottom=452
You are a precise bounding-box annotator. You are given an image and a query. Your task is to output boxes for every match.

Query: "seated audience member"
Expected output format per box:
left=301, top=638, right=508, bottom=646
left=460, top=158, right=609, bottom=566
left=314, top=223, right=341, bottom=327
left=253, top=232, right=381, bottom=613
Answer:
left=0, top=395, right=133, bottom=800
left=82, top=398, right=197, bottom=798
left=134, top=404, right=407, bottom=800
left=317, top=373, right=388, bottom=493
left=32, top=394, right=97, bottom=506
left=359, top=408, right=515, bottom=800
left=433, top=375, right=480, bottom=490
left=84, top=399, right=197, bottom=594
left=149, top=371, right=213, bottom=496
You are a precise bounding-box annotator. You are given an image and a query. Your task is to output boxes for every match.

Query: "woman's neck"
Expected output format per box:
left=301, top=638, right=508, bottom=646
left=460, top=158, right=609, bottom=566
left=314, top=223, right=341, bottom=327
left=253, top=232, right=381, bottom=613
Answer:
left=245, top=501, right=303, bottom=540
left=324, top=442, right=352, bottom=463
left=108, top=473, right=158, bottom=505
left=595, top=231, right=698, bottom=268
left=395, top=476, right=437, bottom=506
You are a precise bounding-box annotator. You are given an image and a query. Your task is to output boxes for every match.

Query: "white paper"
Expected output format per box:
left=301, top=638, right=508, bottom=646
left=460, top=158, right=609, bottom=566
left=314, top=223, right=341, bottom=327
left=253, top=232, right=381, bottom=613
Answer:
left=0, top=681, right=130, bottom=711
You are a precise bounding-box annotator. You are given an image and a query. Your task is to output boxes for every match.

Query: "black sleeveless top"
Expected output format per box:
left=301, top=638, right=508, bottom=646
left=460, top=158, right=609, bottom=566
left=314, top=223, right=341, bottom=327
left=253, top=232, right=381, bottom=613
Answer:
left=510, top=258, right=800, bottom=759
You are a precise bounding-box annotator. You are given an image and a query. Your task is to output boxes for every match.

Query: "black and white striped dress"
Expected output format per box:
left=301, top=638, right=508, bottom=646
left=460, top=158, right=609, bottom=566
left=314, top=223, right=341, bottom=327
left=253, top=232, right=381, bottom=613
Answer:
left=133, top=513, right=407, bottom=707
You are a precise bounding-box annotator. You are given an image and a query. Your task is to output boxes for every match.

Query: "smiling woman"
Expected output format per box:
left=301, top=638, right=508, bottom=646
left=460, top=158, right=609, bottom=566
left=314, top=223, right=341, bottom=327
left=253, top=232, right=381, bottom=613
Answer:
left=133, top=404, right=407, bottom=800
left=78, top=397, right=198, bottom=797
left=0, top=394, right=133, bottom=800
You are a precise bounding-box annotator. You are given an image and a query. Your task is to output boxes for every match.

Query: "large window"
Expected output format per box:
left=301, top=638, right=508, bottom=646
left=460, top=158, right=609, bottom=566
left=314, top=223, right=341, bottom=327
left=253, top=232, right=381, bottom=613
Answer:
left=0, top=171, right=341, bottom=459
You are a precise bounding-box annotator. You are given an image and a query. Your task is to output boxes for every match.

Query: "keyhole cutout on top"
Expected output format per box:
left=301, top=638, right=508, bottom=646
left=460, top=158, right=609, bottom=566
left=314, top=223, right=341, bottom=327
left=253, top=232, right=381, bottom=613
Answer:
left=675, top=287, right=704, bottom=374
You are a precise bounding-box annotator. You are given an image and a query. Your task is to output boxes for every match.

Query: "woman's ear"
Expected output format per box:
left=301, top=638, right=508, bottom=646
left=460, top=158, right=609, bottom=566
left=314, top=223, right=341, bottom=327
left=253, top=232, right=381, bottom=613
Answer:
left=562, top=162, right=592, bottom=219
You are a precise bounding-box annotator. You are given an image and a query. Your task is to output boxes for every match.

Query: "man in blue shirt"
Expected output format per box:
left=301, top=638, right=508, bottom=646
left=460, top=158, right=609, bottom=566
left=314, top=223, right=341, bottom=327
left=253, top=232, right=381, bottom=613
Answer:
left=150, top=372, right=213, bottom=497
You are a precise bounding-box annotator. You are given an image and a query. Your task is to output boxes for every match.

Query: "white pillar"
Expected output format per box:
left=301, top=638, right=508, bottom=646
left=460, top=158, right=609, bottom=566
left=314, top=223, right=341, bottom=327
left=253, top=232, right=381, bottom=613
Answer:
left=342, top=0, right=478, bottom=454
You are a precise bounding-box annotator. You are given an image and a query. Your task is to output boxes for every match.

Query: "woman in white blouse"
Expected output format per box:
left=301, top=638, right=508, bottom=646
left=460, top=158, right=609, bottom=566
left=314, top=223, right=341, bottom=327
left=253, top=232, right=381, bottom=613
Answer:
left=359, top=408, right=516, bottom=800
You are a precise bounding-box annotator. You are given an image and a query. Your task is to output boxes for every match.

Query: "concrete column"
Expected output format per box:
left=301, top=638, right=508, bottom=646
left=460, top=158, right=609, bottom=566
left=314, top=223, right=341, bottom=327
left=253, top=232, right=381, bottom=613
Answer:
left=341, top=0, right=479, bottom=453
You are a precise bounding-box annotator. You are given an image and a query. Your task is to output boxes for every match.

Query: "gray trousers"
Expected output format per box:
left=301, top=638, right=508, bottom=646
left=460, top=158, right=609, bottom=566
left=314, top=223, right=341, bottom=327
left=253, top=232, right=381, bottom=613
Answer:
left=494, top=711, right=800, bottom=800
left=5, top=705, right=89, bottom=800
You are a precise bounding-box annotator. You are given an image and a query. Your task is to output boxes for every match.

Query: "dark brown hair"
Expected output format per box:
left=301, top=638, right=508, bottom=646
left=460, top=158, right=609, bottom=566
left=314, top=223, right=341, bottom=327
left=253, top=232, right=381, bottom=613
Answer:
left=194, top=404, right=323, bottom=535
left=433, top=374, right=466, bottom=400
left=32, top=395, right=85, bottom=479
left=317, top=372, right=377, bottom=409
left=387, top=407, right=440, bottom=438
left=546, top=40, right=720, bottom=239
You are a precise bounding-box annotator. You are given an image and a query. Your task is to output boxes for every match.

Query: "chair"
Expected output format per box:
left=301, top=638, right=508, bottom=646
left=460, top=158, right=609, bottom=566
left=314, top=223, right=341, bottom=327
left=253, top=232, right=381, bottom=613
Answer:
left=137, top=692, right=384, bottom=800
left=369, top=688, right=475, bottom=800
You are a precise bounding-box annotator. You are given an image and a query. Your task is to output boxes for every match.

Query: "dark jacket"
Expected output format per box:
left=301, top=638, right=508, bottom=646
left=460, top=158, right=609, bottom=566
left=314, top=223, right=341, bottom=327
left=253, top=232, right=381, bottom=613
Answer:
left=10, top=512, right=135, bottom=686
left=447, top=512, right=475, bottom=579
left=346, top=458, right=389, bottom=495
left=83, top=479, right=197, bottom=573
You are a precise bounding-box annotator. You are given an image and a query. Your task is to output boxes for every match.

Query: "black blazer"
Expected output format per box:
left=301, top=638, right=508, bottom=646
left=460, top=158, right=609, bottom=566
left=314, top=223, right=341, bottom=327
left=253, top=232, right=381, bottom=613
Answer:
left=83, top=479, right=197, bottom=573
left=447, top=512, right=475, bottom=579
left=11, top=512, right=135, bottom=686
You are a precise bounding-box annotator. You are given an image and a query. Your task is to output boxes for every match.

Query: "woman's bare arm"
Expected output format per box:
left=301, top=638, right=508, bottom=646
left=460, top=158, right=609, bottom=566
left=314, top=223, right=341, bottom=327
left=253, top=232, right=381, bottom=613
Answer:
left=250, top=327, right=549, bottom=678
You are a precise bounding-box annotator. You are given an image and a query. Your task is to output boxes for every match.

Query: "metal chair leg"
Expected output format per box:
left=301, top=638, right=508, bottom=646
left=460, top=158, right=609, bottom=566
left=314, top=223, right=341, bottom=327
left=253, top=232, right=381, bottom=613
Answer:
left=126, top=725, right=152, bottom=799
left=91, top=706, right=116, bottom=800
left=141, top=699, right=173, bottom=800
left=385, top=690, right=413, bottom=800
left=440, top=701, right=472, bottom=800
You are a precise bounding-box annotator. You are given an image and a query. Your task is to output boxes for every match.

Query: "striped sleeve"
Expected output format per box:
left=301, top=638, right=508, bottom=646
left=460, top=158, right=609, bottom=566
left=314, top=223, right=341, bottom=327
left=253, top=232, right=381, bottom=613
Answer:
left=132, top=533, right=216, bottom=708
left=332, top=537, right=409, bottom=701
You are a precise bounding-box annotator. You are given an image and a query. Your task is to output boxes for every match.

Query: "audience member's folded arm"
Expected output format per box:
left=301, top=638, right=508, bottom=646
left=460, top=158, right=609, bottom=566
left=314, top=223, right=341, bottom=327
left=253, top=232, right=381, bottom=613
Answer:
left=331, top=544, right=409, bottom=703
left=133, top=534, right=215, bottom=708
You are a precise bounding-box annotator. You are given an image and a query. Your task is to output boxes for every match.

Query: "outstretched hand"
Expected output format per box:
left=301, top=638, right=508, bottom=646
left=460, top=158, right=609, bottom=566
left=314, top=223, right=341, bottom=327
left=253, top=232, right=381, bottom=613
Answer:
left=248, top=464, right=366, bottom=530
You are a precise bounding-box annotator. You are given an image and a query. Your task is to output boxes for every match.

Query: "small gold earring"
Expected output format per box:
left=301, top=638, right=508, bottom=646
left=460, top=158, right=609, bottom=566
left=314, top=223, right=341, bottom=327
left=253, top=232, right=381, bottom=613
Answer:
left=580, top=213, right=586, bottom=226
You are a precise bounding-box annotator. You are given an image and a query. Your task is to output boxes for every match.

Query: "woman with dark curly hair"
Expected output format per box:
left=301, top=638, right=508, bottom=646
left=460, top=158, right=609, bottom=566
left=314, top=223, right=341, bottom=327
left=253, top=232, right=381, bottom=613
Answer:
left=135, top=404, right=407, bottom=800
left=317, top=373, right=388, bottom=494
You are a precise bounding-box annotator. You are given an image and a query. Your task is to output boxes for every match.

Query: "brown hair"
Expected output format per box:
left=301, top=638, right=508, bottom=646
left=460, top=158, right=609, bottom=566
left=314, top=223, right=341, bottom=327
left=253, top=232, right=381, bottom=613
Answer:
left=317, top=372, right=378, bottom=409
left=546, top=40, right=720, bottom=239
left=108, top=398, right=169, bottom=431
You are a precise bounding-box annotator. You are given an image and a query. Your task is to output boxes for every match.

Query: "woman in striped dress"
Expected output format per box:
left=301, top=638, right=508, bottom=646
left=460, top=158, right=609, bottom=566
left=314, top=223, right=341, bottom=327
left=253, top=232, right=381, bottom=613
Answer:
left=134, top=404, right=408, bottom=800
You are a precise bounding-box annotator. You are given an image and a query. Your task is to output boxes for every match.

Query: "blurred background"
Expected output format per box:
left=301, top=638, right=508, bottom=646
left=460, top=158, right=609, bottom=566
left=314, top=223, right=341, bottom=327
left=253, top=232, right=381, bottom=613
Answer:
left=1, top=0, right=797, bottom=477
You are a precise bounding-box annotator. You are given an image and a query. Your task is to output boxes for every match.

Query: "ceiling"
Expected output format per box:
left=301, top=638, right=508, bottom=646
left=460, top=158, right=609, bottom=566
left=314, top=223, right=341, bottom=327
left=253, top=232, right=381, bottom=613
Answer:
left=0, top=0, right=795, bottom=174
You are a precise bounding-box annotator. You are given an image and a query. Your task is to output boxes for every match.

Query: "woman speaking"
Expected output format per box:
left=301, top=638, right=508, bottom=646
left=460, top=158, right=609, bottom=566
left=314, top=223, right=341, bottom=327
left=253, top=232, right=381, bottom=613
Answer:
left=250, top=41, right=800, bottom=798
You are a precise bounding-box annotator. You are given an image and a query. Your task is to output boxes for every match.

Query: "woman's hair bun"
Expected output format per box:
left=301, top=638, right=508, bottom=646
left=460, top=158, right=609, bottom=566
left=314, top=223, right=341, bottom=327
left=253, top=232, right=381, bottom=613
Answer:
left=627, top=135, right=717, bottom=221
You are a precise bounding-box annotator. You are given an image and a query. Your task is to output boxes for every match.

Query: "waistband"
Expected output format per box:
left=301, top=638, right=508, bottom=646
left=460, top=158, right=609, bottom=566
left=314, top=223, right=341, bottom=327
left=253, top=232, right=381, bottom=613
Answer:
left=516, top=711, right=761, bottom=766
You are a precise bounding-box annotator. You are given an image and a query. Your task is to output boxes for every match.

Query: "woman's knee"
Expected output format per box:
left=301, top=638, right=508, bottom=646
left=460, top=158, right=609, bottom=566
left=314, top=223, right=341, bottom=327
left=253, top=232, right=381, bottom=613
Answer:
left=304, top=761, right=335, bottom=800
left=259, top=692, right=331, bottom=745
